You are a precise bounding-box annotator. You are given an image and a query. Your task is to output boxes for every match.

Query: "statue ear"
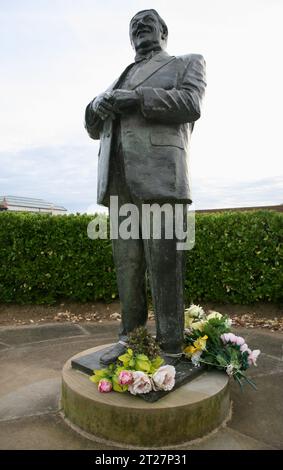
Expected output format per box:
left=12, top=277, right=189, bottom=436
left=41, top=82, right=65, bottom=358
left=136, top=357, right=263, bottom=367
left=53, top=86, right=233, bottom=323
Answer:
left=161, top=25, right=167, bottom=41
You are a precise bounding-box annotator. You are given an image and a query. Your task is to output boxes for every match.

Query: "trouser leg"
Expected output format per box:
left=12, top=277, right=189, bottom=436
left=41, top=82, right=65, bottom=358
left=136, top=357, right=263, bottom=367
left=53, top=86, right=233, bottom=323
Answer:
left=142, top=204, right=187, bottom=354
left=111, top=234, right=148, bottom=340
left=108, top=146, right=148, bottom=341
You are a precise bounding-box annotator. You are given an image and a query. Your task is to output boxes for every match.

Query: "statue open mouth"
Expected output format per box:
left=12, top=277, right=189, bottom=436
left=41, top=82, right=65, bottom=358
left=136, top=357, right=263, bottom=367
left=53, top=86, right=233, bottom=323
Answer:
left=136, top=28, right=151, bottom=37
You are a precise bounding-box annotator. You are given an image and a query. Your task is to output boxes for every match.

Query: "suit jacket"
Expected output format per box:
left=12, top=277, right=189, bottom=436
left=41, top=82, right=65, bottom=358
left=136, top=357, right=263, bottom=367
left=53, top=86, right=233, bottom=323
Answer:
left=85, top=50, right=206, bottom=206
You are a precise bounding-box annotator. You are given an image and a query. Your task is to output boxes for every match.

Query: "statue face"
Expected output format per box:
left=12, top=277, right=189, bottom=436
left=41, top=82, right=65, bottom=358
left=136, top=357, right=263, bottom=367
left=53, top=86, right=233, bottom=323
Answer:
left=130, top=11, right=163, bottom=51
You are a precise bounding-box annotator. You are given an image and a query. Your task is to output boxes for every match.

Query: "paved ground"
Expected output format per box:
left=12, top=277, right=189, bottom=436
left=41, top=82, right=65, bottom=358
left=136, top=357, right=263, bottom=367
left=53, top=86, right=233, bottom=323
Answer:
left=0, top=321, right=282, bottom=450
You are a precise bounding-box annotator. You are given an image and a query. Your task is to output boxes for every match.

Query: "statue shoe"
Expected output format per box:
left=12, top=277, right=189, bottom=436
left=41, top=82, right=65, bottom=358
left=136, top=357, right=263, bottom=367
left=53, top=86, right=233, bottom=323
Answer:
left=100, top=341, right=127, bottom=365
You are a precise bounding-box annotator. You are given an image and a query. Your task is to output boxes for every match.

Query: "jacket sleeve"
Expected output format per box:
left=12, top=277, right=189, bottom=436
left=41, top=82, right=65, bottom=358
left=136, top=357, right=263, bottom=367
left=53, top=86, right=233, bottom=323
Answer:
left=136, top=54, right=206, bottom=124
left=84, top=99, right=103, bottom=140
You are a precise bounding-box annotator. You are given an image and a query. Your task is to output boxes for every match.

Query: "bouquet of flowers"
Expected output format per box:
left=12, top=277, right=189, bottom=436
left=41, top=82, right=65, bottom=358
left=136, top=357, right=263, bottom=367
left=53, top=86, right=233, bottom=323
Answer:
left=90, top=327, right=176, bottom=395
left=183, top=305, right=260, bottom=389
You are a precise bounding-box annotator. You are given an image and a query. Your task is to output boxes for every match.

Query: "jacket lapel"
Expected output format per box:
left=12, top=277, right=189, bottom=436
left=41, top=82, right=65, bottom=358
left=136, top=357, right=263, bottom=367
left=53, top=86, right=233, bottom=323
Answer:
left=107, top=51, right=176, bottom=93
left=128, top=50, right=175, bottom=90
left=107, top=63, right=136, bottom=92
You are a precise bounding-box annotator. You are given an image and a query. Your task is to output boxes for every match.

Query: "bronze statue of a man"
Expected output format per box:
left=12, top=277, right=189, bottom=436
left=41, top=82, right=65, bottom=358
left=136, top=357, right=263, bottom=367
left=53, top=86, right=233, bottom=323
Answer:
left=85, top=9, right=206, bottom=364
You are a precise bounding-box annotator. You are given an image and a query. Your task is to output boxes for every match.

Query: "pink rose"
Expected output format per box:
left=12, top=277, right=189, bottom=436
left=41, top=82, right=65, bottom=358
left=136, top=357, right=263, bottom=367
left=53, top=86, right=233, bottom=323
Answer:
left=118, top=370, right=134, bottom=386
left=221, top=333, right=229, bottom=344
left=240, top=343, right=251, bottom=354
left=128, top=371, right=152, bottom=395
left=98, top=379, right=112, bottom=393
left=235, top=336, right=245, bottom=346
left=229, top=333, right=237, bottom=343
left=248, top=349, right=261, bottom=366
left=221, top=333, right=248, bottom=349
left=221, top=333, right=237, bottom=344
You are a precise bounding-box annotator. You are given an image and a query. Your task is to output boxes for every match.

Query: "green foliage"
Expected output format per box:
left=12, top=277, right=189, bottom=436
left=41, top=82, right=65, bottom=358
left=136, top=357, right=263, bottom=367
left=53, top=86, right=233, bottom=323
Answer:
left=118, top=347, right=164, bottom=374
left=202, top=318, right=230, bottom=345
left=0, top=212, right=116, bottom=303
left=128, top=326, right=162, bottom=359
left=0, top=210, right=282, bottom=304
left=185, top=210, right=282, bottom=304
left=89, top=368, right=111, bottom=384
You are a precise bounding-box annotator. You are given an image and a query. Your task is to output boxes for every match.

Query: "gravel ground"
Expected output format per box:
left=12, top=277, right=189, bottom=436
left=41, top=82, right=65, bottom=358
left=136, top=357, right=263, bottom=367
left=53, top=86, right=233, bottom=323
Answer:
left=0, top=301, right=282, bottom=331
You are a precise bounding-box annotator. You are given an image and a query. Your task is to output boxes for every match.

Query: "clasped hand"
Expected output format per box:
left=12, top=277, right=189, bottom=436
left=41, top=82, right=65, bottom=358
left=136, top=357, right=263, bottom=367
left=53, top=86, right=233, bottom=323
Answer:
left=92, top=90, right=139, bottom=120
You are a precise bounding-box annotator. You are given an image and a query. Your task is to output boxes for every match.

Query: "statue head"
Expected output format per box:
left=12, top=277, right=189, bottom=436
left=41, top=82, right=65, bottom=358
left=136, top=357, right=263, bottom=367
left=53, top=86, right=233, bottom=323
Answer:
left=129, top=9, right=168, bottom=53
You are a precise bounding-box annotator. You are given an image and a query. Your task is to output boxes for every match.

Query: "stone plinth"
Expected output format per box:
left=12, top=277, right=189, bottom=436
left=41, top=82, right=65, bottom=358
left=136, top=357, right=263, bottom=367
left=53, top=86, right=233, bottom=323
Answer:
left=61, top=345, right=231, bottom=448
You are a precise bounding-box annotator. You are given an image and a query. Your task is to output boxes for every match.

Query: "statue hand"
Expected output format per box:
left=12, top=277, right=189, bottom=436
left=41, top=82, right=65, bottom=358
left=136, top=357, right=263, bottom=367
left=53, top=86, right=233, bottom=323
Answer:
left=111, top=89, right=140, bottom=113
left=91, top=92, right=115, bottom=120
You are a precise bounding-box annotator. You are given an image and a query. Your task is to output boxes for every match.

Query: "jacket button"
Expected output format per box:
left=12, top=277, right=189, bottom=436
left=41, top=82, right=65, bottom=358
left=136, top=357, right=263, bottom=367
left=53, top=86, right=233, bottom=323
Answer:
left=106, top=133, right=111, bottom=138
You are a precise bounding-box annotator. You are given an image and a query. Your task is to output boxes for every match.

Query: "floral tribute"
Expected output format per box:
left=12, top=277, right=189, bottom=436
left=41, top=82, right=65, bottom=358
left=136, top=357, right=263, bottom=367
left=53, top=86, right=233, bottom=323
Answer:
left=183, top=305, right=261, bottom=389
left=90, top=327, right=176, bottom=395
left=90, top=308, right=261, bottom=395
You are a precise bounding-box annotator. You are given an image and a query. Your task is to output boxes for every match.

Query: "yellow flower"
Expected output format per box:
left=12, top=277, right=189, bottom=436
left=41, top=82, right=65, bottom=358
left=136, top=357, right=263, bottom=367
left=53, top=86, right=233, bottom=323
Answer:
left=193, top=335, right=208, bottom=351
left=184, top=345, right=197, bottom=357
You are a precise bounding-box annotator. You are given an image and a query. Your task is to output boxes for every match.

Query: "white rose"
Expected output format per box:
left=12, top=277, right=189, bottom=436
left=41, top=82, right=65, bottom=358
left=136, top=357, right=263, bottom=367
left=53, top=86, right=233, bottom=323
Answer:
left=207, top=311, right=223, bottom=321
left=185, top=304, right=205, bottom=318
left=128, top=371, right=152, bottom=395
left=152, top=365, right=176, bottom=391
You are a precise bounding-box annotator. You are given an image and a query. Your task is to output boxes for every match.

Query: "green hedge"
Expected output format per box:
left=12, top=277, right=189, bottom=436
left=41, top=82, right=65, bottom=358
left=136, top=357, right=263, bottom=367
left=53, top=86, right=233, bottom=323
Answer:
left=185, top=211, right=282, bottom=303
left=0, top=210, right=282, bottom=304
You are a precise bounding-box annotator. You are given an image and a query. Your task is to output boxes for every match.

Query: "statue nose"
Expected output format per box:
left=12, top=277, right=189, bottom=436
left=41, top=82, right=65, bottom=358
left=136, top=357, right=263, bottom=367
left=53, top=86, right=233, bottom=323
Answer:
left=137, top=19, right=146, bottom=28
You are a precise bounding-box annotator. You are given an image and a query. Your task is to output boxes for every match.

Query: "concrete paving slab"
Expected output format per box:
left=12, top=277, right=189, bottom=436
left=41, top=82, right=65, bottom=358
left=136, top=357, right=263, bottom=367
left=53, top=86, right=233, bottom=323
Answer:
left=244, top=353, right=283, bottom=379
left=0, top=337, right=116, bottom=397
left=186, top=427, right=275, bottom=450
left=0, top=378, right=61, bottom=421
left=0, top=413, right=116, bottom=450
left=244, top=331, right=283, bottom=360
left=230, top=373, right=283, bottom=449
left=80, top=322, right=119, bottom=336
left=0, top=411, right=274, bottom=450
left=0, top=323, right=84, bottom=346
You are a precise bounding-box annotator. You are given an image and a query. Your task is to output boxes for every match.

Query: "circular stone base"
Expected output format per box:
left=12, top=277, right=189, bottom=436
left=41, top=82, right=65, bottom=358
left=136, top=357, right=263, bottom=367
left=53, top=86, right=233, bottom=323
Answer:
left=61, top=345, right=231, bottom=448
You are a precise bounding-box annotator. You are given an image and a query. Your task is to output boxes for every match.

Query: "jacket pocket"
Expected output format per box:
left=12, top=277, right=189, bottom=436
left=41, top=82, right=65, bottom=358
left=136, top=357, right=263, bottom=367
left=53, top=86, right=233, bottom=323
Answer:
left=150, top=132, right=184, bottom=149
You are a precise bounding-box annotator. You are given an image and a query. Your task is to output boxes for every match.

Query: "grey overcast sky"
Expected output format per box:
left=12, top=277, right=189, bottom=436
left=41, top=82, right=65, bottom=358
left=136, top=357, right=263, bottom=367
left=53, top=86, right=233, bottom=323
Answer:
left=0, top=0, right=282, bottom=213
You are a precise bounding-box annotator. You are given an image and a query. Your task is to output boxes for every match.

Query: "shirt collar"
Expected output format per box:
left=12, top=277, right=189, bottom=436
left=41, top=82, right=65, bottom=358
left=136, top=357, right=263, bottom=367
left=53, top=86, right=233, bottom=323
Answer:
left=134, top=46, right=162, bottom=63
